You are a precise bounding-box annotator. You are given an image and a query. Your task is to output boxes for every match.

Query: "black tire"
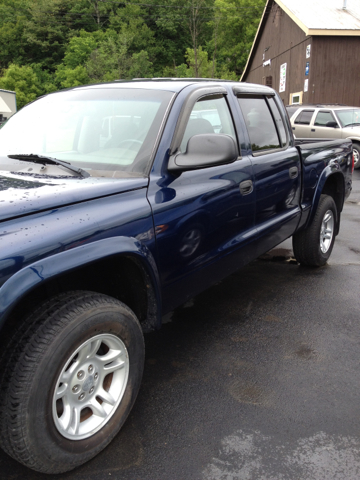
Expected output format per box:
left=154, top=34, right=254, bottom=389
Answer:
left=0, top=291, right=145, bottom=474
left=353, top=143, right=360, bottom=170
left=292, top=194, right=337, bottom=267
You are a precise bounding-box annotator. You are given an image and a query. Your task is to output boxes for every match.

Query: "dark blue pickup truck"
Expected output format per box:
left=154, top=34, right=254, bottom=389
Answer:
left=0, top=79, right=353, bottom=473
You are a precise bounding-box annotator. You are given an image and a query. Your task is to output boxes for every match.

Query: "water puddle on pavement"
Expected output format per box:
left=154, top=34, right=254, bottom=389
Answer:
left=203, top=430, right=360, bottom=480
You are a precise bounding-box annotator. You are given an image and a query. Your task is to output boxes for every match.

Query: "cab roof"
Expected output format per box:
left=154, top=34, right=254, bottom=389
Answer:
left=71, top=78, right=274, bottom=95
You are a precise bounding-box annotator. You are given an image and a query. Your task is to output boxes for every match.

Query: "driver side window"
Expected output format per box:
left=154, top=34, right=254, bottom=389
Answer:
left=180, top=96, right=237, bottom=152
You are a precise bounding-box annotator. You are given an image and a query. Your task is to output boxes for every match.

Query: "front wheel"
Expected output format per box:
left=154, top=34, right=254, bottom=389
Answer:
left=353, top=143, right=360, bottom=169
left=292, top=194, right=337, bottom=266
left=0, top=291, right=145, bottom=474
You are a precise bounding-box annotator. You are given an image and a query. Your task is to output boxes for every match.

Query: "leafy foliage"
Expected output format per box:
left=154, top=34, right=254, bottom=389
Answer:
left=0, top=64, right=43, bottom=108
left=0, top=0, right=266, bottom=108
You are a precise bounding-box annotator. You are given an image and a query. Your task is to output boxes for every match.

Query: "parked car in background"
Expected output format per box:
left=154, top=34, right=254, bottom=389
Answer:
left=286, top=104, right=360, bottom=169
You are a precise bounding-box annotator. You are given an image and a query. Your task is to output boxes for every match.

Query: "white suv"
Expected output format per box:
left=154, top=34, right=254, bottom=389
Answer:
left=286, top=104, right=360, bottom=169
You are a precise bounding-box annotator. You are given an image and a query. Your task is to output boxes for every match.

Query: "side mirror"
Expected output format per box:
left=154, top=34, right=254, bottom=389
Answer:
left=326, top=121, right=338, bottom=128
left=168, top=134, right=238, bottom=172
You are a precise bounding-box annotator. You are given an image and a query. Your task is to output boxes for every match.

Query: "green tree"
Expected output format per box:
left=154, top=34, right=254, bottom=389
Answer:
left=109, top=3, right=155, bottom=55
left=207, top=0, right=266, bottom=76
left=144, top=0, right=192, bottom=74
left=0, top=0, right=266, bottom=102
left=164, top=46, right=237, bottom=79
left=55, top=64, right=90, bottom=88
left=85, top=30, right=153, bottom=82
left=62, top=30, right=103, bottom=69
left=20, top=0, right=74, bottom=70
left=0, top=64, right=43, bottom=108
left=0, top=0, right=29, bottom=69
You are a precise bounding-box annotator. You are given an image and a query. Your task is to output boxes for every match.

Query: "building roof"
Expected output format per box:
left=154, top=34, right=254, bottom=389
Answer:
left=277, top=0, right=360, bottom=35
left=241, top=0, right=360, bottom=81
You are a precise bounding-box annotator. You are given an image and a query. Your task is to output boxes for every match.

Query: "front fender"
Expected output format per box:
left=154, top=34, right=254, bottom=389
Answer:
left=0, top=236, right=162, bottom=329
left=345, top=136, right=360, bottom=143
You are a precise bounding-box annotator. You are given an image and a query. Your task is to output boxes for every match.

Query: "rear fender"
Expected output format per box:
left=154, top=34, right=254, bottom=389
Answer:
left=0, top=236, right=162, bottom=329
left=305, top=166, right=345, bottom=232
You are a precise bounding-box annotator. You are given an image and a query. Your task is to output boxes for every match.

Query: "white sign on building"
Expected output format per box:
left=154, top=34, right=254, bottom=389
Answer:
left=279, top=63, right=287, bottom=93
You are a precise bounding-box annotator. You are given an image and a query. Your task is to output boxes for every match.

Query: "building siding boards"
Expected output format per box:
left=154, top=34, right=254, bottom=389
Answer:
left=243, top=0, right=360, bottom=106
left=311, top=36, right=360, bottom=105
left=245, top=2, right=313, bottom=104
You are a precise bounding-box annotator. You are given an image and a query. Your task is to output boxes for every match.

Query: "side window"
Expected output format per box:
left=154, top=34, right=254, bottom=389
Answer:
left=180, top=96, right=236, bottom=152
left=237, top=96, right=280, bottom=152
left=314, top=111, right=336, bottom=127
left=267, top=96, right=287, bottom=147
left=294, top=110, right=315, bottom=125
left=286, top=106, right=299, bottom=119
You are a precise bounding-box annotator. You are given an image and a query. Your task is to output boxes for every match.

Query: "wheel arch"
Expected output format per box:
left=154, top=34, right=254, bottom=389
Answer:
left=0, top=237, right=162, bottom=334
left=345, top=137, right=360, bottom=143
left=306, top=170, right=345, bottom=235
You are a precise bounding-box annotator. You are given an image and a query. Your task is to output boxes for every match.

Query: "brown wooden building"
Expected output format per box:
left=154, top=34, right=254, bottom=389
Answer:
left=241, top=0, right=360, bottom=106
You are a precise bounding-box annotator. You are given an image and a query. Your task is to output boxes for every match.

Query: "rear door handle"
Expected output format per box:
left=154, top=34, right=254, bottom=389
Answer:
left=311, top=129, right=315, bottom=132
left=239, top=180, right=253, bottom=195
left=289, top=166, right=298, bottom=179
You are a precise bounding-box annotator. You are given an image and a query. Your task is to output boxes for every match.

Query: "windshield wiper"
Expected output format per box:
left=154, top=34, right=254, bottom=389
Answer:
left=344, top=123, right=360, bottom=127
left=7, top=153, right=90, bottom=178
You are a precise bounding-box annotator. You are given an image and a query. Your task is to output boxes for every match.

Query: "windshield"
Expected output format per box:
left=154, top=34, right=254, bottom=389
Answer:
left=334, top=109, right=360, bottom=128
left=0, top=88, right=173, bottom=176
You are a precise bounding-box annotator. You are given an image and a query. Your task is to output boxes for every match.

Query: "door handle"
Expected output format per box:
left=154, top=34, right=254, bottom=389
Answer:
left=289, top=166, right=298, bottom=179
left=239, top=180, right=253, bottom=195
left=292, top=127, right=295, bottom=130
left=311, top=129, right=315, bottom=132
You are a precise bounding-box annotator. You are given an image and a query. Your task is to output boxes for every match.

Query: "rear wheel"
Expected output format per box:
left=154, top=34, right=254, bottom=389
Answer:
left=0, top=291, right=144, bottom=474
left=293, top=194, right=337, bottom=266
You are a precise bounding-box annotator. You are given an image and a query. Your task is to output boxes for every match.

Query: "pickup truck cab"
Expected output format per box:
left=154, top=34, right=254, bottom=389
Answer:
left=0, top=79, right=353, bottom=473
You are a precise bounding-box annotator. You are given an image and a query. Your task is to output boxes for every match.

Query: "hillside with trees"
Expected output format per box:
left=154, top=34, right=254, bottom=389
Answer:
left=0, top=0, right=266, bottom=108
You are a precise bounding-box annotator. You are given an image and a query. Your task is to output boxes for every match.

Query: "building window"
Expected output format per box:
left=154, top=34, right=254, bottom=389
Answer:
left=266, top=76, right=273, bottom=87
left=289, top=91, right=303, bottom=105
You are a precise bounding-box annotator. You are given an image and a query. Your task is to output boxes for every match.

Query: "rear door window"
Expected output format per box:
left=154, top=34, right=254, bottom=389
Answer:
left=294, top=110, right=315, bottom=125
left=237, top=96, right=281, bottom=153
left=267, top=96, right=287, bottom=147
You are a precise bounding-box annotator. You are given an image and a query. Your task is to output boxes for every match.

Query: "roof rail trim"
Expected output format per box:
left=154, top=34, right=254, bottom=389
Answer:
left=233, top=84, right=275, bottom=95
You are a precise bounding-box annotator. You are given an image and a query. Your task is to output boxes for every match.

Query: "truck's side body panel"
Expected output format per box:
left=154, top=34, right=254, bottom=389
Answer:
left=0, top=188, right=158, bottom=324
left=148, top=85, right=257, bottom=313
left=0, top=81, right=353, bottom=328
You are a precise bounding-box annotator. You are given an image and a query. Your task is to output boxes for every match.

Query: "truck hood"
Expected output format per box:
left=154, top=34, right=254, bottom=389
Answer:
left=0, top=172, right=148, bottom=222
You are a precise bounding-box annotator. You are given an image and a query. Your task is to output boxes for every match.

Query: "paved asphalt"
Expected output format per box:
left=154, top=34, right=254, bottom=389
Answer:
left=1, top=171, right=360, bottom=480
